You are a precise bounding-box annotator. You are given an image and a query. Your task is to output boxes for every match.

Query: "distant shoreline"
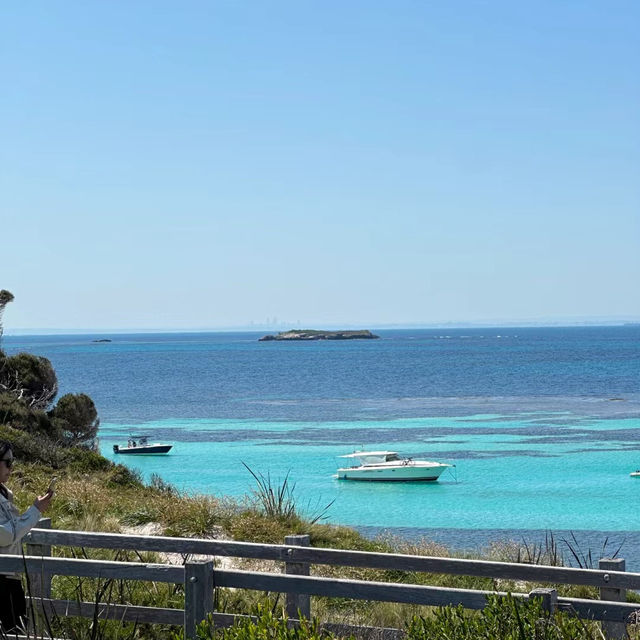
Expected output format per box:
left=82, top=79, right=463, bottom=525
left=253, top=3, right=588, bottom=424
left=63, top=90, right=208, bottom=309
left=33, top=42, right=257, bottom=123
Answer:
left=5, top=322, right=639, bottom=337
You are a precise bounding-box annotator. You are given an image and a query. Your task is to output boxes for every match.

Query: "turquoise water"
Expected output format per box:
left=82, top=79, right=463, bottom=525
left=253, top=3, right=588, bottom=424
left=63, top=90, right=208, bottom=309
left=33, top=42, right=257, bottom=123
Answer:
left=99, top=413, right=640, bottom=532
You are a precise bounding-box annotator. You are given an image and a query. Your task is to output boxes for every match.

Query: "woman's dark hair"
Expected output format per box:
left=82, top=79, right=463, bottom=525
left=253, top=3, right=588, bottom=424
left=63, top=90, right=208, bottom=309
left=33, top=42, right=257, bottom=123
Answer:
left=0, top=440, right=13, bottom=498
left=0, top=440, right=12, bottom=458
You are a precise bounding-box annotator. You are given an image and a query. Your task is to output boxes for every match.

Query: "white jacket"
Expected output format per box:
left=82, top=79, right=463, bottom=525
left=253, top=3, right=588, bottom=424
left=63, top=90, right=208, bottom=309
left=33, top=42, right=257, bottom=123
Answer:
left=0, top=486, right=41, bottom=577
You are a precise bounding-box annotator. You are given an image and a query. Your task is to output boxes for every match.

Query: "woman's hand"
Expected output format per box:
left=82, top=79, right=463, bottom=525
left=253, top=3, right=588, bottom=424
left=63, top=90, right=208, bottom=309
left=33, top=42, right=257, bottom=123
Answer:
left=33, top=490, right=54, bottom=513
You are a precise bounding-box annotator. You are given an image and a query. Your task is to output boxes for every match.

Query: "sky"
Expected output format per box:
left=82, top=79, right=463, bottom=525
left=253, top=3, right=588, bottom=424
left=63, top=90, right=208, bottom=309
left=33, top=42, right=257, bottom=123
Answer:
left=1, top=1, right=639, bottom=331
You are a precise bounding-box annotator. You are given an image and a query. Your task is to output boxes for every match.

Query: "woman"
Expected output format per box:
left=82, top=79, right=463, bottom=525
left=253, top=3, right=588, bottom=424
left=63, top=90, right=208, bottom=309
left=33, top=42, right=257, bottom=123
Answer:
left=0, top=441, right=53, bottom=633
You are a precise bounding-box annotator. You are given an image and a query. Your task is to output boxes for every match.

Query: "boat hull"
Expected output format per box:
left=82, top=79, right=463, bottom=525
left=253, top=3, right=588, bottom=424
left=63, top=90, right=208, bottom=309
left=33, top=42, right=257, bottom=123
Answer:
left=114, top=445, right=172, bottom=455
left=337, top=464, right=449, bottom=482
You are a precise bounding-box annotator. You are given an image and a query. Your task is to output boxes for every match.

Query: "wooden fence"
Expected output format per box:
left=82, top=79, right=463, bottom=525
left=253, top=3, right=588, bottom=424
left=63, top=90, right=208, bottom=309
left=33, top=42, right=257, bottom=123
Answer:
left=0, top=519, right=637, bottom=640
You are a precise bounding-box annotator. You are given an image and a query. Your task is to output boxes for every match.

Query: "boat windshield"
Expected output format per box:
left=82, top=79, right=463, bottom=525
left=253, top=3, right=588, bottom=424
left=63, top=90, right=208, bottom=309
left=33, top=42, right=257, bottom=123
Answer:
left=385, top=453, right=401, bottom=462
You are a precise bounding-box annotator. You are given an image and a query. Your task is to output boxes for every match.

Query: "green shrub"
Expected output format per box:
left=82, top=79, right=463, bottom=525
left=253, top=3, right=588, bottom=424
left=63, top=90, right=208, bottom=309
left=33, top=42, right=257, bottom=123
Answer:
left=0, top=352, right=58, bottom=410
left=64, top=445, right=113, bottom=472
left=50, top=392, right=100, bottom=446
left=407, top=594, right=597, bottom=640
left=173, top=605, right=347, bottom=640
left=150, top=472, right=177, bottom=494
left=0, top=423, right=65, bottom=467
left=0, top=392, right=57, bottom=437
left=121, top=505, right=161, bottom=526
left=106, top=464, right=144, bottom=488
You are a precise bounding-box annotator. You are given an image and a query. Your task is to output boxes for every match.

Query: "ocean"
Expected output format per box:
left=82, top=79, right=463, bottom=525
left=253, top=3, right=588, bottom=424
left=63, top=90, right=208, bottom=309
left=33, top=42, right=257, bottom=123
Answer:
left=4, top=327, right=640, bottom=567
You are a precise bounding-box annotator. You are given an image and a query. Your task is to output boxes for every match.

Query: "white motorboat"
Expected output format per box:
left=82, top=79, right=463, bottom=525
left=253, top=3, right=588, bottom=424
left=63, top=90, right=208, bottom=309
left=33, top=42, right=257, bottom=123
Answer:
left=630, top=470, right=640, bottom=477
left=336, top=451, right=452, bottom=482
left=113, top=436, right=172, bottom=455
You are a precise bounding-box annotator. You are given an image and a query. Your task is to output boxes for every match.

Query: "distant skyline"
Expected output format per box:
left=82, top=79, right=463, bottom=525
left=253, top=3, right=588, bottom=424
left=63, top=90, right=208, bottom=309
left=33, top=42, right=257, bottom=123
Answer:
left=2, top=1, right=639, bottom=331
left=5, top=316, right=639, bottom=337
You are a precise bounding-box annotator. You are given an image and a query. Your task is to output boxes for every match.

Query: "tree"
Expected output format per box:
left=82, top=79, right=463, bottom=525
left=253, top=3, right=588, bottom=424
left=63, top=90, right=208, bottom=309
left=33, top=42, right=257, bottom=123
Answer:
left=0, top=289, right=14, bottom=340
left=50, top=393, right=100, bottom=446
left=0, top=352, right=58, bottom=410
left=0, top=392, right=54, bottom=435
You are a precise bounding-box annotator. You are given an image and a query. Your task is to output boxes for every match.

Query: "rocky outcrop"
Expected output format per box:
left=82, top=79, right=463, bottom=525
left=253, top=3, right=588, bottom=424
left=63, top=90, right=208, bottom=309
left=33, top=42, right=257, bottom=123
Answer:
left=259, top=329, right=379, bottom=341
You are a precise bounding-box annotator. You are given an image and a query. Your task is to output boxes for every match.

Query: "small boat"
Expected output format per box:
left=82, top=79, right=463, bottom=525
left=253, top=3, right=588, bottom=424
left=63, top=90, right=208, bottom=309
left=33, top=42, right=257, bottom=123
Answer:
left=336, top=450, right=452, bottom=482
left=113, top=436, right=172, bottom=455
left=630, top=471, right=640, bottom=477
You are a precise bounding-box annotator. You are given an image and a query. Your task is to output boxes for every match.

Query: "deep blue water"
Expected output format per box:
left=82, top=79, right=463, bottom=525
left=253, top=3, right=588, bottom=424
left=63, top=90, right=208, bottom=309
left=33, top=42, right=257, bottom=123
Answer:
left=4, top=327, right=639, bottom=422
left=3, top=327, right=640, bottom=567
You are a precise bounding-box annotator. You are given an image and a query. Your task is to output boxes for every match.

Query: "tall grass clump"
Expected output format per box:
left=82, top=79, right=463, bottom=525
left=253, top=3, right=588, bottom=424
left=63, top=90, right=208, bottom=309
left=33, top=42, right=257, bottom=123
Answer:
left=243, top=463, right=334, bottom=525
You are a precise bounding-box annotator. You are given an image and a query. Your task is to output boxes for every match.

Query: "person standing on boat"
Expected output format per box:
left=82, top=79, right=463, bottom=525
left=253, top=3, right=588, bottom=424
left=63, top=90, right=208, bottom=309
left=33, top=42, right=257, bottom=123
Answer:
left=0, top=441, right=54, bottom=633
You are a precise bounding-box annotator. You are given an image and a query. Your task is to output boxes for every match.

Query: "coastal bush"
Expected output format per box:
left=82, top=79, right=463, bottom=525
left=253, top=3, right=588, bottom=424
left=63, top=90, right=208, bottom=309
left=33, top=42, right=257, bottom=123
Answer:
left=0, top=422, right=65, bottom=467
left=0, top=351, right=58, bottom=410
left=407, top=595, right=598, bottom=640
left=150, top=472, right=177, bottom=494
left=63, top=444, right=114, bottom=472
left=172, top=605, right=345, bottom=640
left=0, top=391, right=55, bottom=436
left=162, top=494, right=226, bottom=537
left=106, top=463, right=144, bottom=488
left=228, top=508, right=306, bottom=544
left=50, top=392, right=100, bottom=446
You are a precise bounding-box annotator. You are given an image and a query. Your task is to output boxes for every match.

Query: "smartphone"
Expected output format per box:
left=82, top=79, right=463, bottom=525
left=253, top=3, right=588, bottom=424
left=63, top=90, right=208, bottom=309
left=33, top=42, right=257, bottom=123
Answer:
left=47, top=476, right=58, bottom=493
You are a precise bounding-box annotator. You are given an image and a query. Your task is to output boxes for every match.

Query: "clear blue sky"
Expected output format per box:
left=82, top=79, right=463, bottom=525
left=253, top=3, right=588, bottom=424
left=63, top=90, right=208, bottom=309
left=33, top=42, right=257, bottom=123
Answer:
left=2, top=1, right=638, bottom=331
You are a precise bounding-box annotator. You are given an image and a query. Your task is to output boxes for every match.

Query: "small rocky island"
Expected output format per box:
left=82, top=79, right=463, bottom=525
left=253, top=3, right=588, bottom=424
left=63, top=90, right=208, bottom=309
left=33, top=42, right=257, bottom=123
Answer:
left=259, top=329, right=379, bottom=341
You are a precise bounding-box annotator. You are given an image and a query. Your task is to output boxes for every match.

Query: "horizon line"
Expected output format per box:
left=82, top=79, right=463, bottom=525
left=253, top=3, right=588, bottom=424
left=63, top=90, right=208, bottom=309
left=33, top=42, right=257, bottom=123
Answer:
left=4, top=319, right=639, bottom=337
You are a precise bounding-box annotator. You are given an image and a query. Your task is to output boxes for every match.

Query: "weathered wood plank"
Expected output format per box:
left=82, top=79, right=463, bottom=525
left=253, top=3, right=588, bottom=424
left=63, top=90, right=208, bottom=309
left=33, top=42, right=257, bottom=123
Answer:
left=599, top=558, right=628, bottom=638
left=558, top=596, right=640, bottom=623
left=213, top=568, right=506, bottom=609
left=0, top=555, right=183, bottom=583
left=25, top=528, right=640, bottom=590
left=35, top=598, right=184, bottom=625
left=285, top=534, right=311, bottom=619
left=184, top=560, right=214, bottom=640
left=25, top=518, right=52, bottom=601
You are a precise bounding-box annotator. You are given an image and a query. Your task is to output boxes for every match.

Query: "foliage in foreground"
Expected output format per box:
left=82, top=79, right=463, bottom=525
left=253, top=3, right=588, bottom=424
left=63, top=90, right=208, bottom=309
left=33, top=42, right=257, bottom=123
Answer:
left=409, top=595, right=601, bottom=640
left=174, top=606, right=344, bottom=640
left=166, top=597, right=605, bottom=640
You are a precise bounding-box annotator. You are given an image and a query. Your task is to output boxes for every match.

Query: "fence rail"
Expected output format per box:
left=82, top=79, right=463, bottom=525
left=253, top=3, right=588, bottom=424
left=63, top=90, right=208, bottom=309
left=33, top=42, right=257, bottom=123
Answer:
left=0, top=520, right=634, bottom=640
left=26, top=527, right=636, bottom=590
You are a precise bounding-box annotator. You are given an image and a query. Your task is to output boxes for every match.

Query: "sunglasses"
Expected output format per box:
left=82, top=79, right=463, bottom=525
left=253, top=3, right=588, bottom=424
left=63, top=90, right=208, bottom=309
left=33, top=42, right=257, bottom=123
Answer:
left=0, top=458, right=14, bottom=469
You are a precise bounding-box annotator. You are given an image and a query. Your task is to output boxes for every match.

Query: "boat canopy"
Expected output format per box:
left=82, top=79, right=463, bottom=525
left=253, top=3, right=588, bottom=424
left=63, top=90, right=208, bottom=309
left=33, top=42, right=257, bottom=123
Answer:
left=339, top=451, right=397, bottom=458
left=340, top=451, right=402, bottom=464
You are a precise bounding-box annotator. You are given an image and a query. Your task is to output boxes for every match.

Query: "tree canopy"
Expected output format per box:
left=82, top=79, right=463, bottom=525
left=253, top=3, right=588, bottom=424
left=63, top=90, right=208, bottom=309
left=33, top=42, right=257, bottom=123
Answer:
left=0, top=289, right=100, bottom=452
left=0, top=352, right=58, bottom=410
left=50, top=393, right=100, bottom=446
left=0, top=289, right=14, bottom=339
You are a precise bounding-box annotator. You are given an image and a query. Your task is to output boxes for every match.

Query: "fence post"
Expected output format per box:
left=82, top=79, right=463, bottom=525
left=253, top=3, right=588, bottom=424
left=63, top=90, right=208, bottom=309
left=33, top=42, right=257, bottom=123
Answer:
left=184, top=560, right=214, bottom=640
left=25, top=518, right=52, bottom=599
left=599, top=558, right=626, bottom=640
left=284, top=534, right=311, bottom=620
left=528, top=588, right=558, bottom=613
left=25, top=517, right=52, bottom=635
